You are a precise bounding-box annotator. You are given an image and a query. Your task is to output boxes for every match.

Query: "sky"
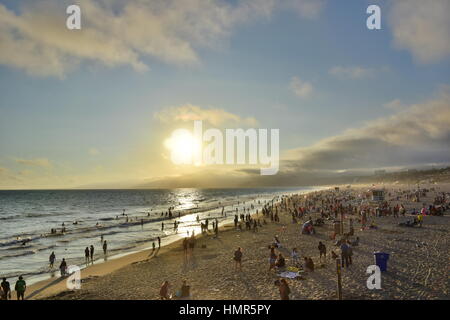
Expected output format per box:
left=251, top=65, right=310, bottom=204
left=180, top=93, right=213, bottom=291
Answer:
left=0, top=0, right=449, bottom=189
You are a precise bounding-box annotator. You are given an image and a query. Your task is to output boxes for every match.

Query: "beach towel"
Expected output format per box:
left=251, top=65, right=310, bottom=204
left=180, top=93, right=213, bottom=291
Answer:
left=278, top=271, right=299, bottom=279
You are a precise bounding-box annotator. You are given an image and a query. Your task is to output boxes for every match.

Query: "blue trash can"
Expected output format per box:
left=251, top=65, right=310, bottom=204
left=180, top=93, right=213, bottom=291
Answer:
left=374, top=252, right=390, bottom=272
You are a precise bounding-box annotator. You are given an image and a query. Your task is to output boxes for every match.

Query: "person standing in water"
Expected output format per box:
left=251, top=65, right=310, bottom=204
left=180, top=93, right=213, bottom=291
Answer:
left=84, top=247, right=90, bottom=265
left=14, top=276, right=26, bottom=300
left=161, top=222, right=164, bottom=231
left=49, top=251, right=56, bottom=269
left=157, top=236, right=161, bottom=248
left=90, top=245, right=95, bottom=264
left=103, top=240, right=108, bottom=255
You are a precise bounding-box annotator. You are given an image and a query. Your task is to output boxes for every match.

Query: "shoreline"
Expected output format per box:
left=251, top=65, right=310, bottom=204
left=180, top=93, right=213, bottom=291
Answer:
left=2, top=186, right=316, bottom=285
left=24, top=186, right=321, bottom=299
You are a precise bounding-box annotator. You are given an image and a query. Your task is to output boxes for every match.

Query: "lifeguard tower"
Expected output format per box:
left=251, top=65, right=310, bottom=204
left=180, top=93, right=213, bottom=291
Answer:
left=371, top=189, right=385, bottom=202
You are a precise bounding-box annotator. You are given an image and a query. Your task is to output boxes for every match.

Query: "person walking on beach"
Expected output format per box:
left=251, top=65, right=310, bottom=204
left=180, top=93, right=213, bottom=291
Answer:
left=233, top=247, right=243, bottom=272
left=14, top=276, right=26, bottom=300
left=318, top=241, right=327, bottom=263
left=269, top=247, right=277, bottom=271
left=60, top=258, right=67, bottom=276
left=340, top=242, right=350, bottom=268
left=90, top=245, right=95, bottom=264
left=49, top=251, right=56, bottom=269
left=84, top=247, right=90, bottom=265
left=103, top=240, right=108, bottom=256
left=158, top=236, right=161, bottom=248
left=347, top=241, right=353, bottom=266
left=1, top=278, right=11, bottom=300
left=152, top=241, right=156, bottom=252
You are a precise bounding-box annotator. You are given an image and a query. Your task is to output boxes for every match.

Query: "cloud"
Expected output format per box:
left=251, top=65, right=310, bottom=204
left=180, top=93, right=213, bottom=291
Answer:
left=285, top=0, right=326, bottom=19
left=15, top=158, right=52, bottom=167
left=284, top=86, right=450, bottom=171
left=290, top=76, right=313, bottom=98
left=388, top=0, right=450, bottom=63
left=154, top=104, right=258, bottom=127
left=329, top=66, right=374, bottom=79
left=383, top=99, right=405, bottom=111
left=0, top=0, right=275, bottom=77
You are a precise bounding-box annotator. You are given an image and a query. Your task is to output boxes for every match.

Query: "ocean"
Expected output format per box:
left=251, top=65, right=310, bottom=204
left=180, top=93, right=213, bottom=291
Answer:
left=0, top=187, right=318, bottom=285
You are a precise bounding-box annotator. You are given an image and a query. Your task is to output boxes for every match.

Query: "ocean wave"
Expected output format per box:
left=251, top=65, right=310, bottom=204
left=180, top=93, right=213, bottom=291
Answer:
left=0, top=250, right=36, bottom=260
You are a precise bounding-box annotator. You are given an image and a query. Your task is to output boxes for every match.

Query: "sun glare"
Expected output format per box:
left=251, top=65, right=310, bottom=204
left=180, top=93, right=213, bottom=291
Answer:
left=164, top=129, right=201, bottom=165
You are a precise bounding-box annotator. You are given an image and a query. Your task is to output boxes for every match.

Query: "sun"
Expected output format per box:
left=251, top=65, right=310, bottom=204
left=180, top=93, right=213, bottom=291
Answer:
left=164, top=129, right=201, bottom=165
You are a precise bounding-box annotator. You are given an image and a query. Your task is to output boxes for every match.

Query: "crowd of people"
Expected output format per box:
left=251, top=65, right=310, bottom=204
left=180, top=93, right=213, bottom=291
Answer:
left=168, top=186, right=447, bottom=300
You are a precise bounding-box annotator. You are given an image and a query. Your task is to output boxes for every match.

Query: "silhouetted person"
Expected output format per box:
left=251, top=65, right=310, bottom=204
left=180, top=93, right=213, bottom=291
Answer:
left=60, top=258, right=67, bottom=276
left=85, top=247, right=90, bottom=264
left=103, top=240, right=108, bottom=255
left=49, top=251, right=56, bottom=269
left=90, top=245, right=95, bottom=263
left=14, top=276, right=26, bottom=300
left=1, top=278, right=11, bottom=300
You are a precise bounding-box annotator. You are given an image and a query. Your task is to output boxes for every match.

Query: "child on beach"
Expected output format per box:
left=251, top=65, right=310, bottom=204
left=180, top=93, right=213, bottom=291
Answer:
left=304, top=257, right=314, bottom=272
left=159, top=281, right=171, bottom=300
left=318, top=242, right=327, bottom=263
left=275, top=279, right=291, bottom=300
left=233, top=247, right=243, bottom=272
left=178, top=280, right=191, bottom=299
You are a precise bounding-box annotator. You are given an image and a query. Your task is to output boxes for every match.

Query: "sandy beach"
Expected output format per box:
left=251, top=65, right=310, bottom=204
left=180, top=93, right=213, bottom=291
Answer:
left=24, top=183, right=450, bottom=300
